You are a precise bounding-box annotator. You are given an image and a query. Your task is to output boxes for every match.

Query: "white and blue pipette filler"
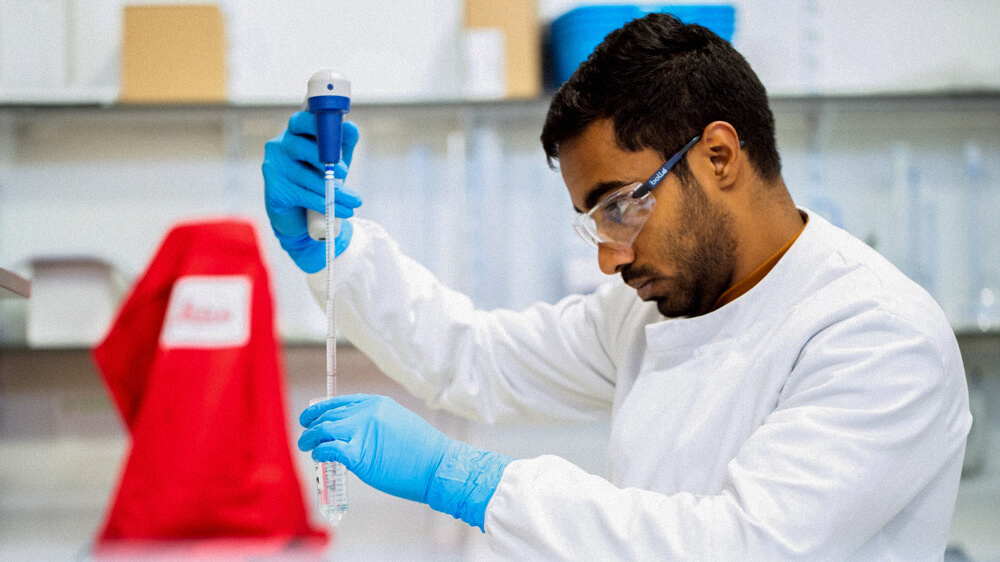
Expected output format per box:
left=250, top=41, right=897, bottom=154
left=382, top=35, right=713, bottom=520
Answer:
left=306, top=68, right=351, bottom=526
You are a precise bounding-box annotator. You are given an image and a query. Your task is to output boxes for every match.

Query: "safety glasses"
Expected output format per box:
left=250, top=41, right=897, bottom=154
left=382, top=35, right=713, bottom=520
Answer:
left=573, top=135, right=702, bottom=250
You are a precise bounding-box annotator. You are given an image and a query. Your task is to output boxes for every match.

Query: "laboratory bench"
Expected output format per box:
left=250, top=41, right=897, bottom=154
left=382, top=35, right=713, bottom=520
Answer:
left=0, top=343, right=481, bottom=560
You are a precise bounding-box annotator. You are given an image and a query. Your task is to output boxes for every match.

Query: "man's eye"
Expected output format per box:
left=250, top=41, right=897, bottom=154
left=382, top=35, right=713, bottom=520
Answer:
left=603, top=199, right=629, bottom=222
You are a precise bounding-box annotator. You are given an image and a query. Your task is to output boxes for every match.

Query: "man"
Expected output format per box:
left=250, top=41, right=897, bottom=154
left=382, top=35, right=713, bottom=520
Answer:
left=262, top=14, right=971, bottom=559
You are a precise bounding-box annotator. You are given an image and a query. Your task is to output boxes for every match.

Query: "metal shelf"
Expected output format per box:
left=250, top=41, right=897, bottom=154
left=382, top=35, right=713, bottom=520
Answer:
left=3, top=90, right=1000, bottom=113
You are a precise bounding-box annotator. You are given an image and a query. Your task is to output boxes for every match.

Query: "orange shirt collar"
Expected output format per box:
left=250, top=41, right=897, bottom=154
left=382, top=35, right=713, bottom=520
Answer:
left=710, top=216, right=808, bottom=312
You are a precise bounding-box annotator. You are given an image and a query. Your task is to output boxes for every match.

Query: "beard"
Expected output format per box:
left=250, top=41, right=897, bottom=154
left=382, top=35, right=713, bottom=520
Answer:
left=622, top=173, right=738, bottom=318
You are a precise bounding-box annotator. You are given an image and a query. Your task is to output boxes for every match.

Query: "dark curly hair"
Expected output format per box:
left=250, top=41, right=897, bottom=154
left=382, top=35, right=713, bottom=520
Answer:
left=541, top=13, right=781, bottom=182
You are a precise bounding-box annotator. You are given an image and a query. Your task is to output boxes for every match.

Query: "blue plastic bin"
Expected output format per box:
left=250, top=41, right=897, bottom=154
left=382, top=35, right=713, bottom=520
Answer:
left=550, top=4, right=736, bottom=86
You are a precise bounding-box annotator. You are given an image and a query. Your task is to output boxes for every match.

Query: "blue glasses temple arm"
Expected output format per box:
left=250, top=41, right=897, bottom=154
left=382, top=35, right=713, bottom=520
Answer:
left=632, top=135, right=701, bottom=198
left=632, top=137, right=746, bottom=199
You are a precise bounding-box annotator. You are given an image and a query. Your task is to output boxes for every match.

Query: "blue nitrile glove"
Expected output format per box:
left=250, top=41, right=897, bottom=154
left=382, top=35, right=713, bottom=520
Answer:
left=262, top=111, right=362, bottom=273
left=299, top=394, right=513, bottom=531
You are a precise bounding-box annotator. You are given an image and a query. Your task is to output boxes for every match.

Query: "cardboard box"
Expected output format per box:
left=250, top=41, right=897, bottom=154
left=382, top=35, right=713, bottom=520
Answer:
left=120, top=5, right=226, bottom=103
left=464, top=0, right=541, bottom=99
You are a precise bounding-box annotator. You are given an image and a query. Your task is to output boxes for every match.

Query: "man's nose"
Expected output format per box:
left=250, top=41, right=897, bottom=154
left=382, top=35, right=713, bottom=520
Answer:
left=597, top=244, right=635, bottom=275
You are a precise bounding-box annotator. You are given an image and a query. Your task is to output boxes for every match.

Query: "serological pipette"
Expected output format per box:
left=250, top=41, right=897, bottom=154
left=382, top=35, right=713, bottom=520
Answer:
left=306, top=68, right=351, bottom=526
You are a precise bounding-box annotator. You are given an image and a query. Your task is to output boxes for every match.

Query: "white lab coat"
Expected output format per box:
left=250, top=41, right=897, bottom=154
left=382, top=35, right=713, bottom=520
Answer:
left=308, top=209, right=971, bottom=560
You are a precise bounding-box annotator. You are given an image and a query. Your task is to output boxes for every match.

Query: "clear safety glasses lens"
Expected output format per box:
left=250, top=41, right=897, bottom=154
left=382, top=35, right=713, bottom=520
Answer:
left=573, top=183, right=657, bottom=249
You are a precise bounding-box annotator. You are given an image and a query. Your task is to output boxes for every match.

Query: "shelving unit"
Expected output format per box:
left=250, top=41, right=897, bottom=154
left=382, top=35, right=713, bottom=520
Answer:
left=1, top=90, right=999, bottom=343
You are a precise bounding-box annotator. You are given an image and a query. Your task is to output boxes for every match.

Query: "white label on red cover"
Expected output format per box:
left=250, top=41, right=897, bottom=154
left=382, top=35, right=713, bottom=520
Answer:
left=160, top=276, right=252, bottom=348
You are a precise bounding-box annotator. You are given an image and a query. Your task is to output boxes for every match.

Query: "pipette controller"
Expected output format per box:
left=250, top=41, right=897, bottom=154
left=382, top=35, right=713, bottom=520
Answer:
left=307, top=68, right=351, bottom=526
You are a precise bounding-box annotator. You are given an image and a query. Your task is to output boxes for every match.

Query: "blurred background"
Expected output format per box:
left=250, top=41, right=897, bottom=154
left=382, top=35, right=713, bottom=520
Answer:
left=1, top=0, right=999, bottom=560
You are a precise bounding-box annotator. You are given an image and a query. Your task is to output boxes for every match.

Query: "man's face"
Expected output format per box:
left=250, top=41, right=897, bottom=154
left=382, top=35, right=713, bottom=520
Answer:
left=560, top=119, right=737, bottom=317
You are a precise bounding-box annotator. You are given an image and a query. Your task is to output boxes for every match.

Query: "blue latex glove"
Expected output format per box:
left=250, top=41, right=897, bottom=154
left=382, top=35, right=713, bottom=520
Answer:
left=262, top=111, right=362, bottom=273
left=299, top=394, right=513, bottom=531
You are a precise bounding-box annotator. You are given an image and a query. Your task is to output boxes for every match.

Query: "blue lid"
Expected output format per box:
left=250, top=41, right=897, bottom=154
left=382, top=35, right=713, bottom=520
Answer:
left=550, top=4, right=737, bottom=86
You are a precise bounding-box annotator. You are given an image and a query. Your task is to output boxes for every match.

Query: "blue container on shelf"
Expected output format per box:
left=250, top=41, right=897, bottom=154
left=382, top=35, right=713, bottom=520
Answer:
left=550, top=4, right=736, bottom=86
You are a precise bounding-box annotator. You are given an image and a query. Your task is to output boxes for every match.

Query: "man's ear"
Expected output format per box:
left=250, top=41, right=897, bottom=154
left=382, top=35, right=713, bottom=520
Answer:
left=699, top=121, right=742, bottom=190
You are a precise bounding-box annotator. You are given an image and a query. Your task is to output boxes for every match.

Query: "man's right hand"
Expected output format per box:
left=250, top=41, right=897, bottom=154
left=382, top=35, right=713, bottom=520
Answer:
left=262, top=111, right=362, bottom=273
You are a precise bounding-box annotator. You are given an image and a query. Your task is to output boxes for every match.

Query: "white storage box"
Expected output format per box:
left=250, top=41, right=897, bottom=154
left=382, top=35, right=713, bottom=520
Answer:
left=27, top=258, right=125, bottom=348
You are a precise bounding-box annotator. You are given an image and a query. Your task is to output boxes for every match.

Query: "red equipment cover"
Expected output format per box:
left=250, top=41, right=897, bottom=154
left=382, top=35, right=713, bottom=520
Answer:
left=93, top=219, right=326, bottom=545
